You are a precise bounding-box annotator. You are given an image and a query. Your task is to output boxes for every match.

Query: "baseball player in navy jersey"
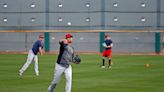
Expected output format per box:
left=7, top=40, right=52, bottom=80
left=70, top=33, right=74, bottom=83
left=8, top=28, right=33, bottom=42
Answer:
left=101, top=34, right=113, bottom=69
left=19, top=34, right=44, bottom=76
left=48, top=34, right=74, bottom=92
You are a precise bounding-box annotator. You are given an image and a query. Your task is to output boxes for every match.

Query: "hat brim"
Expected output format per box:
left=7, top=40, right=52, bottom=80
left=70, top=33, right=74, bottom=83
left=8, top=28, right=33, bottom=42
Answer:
left=66, top=36, right=73, bottom=38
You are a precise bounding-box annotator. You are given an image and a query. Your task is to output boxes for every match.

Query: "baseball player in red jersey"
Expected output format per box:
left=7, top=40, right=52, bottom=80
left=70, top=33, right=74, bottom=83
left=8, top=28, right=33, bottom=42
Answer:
left=101, top=34, right=113, bottom=69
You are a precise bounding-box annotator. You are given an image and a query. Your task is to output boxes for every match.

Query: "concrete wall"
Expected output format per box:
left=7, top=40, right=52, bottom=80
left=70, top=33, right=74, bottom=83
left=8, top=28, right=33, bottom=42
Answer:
left=110, top=32, right=155, bottom=53
left=0, top=0, right=163, bottom=30
left=0, top=33, right=43, bottom=52
left=0, top=0, right=161, bottom=53
left=50, top=33, right=100, bottom=52
left=0, top=33, right=156, bottom=53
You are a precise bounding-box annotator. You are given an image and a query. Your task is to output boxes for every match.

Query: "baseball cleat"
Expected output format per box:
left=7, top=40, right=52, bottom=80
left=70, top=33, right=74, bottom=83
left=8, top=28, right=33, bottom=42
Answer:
left=101, top=66, right=105, bottom=68
left=19, top=70, right=23, bottom=76
left=36, top=73, right=39, bottom=76
left=108, top=66, right=112, bottom=69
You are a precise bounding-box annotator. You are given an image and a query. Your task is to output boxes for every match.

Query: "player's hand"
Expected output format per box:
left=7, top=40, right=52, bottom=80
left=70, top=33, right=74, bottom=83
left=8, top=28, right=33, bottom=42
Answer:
left=42, top=50, right=45, bottom=54
left=106, top=46, right=111, bottom=48
left=39, top=48, right=44, bottom=56
left=106, top=44, right=113, bottom=48
left=40, top=52, right=43, bottom=56
left=59, top=39, right=68, bottom=44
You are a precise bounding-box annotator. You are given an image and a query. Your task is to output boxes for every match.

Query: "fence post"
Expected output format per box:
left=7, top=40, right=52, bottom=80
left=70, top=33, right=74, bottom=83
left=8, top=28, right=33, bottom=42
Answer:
left=155, top=32, right=161, bottom=53
left=100, top=32, right=105, bottom=53
left=44, top=32, right=50, bottom=52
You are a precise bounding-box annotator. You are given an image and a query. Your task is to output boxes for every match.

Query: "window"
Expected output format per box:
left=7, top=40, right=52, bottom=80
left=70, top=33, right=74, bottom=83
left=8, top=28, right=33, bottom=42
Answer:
left=85, top=17, right=90, bottom=22
left=30, top=3, right=36, bottom=8
left=58, top=17, right=63, bottom=22
left=67, top=22, right=72, bottom=26
left=113, top=17, right=118, bottom=22
left=141, top=3, right=146, bottom=8
left=31, top=18, right=36, bottom=22
left=85, top=3, right=90, bottom=8
left=3, top=18, right=8, bottom=22
left=113, top=3, right=118, bottom=7
left=58, top=3, right=63, bottom=8
left=3, top=3, right=8, bottom=8
left=140, top=17, right=146, bottom=22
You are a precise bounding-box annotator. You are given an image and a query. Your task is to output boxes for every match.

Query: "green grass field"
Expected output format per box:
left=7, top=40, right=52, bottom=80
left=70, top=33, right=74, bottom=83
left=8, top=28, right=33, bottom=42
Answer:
left=0, top=54, right=164, bottom=92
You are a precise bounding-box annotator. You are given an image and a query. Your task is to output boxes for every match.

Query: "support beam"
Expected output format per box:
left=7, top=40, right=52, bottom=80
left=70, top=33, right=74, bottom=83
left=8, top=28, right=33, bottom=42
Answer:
left=155, top=32, right=161, bottom=53
left=44, top=32, right=50, bottom=52
left=100, top=32, right=105, bottom=52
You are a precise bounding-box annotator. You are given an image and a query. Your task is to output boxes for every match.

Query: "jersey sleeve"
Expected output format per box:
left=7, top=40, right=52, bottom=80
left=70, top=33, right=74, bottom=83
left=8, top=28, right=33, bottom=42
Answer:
left=102, top=42, right=107, bottom=47
left=59, top=41, right=67, bottom=48
left=59, top=41, right=64, bottom=46
left=38, top=41, right=44, bottom=49
left=110, top=40, right=113, bottom=44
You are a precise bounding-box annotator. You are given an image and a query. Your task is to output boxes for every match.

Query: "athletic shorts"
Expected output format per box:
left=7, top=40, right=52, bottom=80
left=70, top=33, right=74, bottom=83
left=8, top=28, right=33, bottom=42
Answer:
left=102, top=49, right=111, bottom=58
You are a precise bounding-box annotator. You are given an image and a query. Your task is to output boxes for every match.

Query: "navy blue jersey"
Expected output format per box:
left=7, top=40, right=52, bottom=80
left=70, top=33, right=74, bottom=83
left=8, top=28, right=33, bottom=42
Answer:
left=104, top=39, right=113, bottom=50
left=32, top=40, right=44, bottom=55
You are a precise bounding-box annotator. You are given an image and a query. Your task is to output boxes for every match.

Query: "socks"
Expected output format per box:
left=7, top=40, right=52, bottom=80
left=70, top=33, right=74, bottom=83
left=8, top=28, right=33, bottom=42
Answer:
left=108, top=59, right=111, bottom=66
left=102, top=59, right=105, bottom=66
left=102, top=59, right=112, bottom=66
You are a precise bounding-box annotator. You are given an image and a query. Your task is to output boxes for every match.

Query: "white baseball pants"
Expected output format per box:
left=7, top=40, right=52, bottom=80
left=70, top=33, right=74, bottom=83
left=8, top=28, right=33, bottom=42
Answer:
left=48, top=63, right=72, bottom=92
left=19, top=50, right=39, bottom=76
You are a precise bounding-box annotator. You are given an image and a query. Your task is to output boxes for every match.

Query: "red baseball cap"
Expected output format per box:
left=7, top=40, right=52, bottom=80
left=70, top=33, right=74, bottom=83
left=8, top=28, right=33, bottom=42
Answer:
left=65, top=33, right=73, bottom=39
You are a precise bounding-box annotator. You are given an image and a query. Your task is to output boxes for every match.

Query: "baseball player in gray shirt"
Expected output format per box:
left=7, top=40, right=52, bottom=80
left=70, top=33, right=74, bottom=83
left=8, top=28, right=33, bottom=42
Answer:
left=48, top=34, right=74, bottom=92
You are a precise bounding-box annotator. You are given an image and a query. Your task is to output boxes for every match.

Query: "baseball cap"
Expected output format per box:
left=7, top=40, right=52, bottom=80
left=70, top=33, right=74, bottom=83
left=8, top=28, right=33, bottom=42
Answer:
left=65, top=33, right=73, bottom=39
left=38, top=34, right=44, bottom=38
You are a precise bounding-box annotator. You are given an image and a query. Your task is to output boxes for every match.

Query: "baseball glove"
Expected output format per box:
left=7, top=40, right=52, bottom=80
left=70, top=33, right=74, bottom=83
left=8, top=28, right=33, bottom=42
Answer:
left=73, top=55, right=81, bottom=64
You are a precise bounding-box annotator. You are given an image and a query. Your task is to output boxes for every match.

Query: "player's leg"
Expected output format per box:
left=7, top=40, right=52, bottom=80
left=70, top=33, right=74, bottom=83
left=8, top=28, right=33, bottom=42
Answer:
left=108, top=58, right=112, bottom=68
left=107, top=50, right=112, bottom=69
left=64, top=65, right=72, bottom=92
left=19, top=50, right=34, bottom=75
left=101, top=50, right=106, bottom=68
left=48, top=63, right=65, bottom=92
left=34, top=55, right=39, bottom=76
left=101, top=57, right=105, bottom=68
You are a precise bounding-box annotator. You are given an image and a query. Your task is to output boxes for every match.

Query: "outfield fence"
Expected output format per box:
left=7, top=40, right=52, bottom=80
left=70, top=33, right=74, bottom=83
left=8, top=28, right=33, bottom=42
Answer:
left=0, top=31, right=163, bottom=55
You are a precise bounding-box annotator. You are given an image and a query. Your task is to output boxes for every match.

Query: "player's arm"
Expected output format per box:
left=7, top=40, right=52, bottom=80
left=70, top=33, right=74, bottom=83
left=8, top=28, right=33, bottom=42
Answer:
left=103, top=42, right=113, bottom=48
left=102, top=42, right=107, bottom=47
left=59, top=39, right=68, bottom=49
left=59, top=39, right=68, bottom=44
left=106, top=43, right=113, bottom=48
left=39, top=47, right=44, bottom=56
